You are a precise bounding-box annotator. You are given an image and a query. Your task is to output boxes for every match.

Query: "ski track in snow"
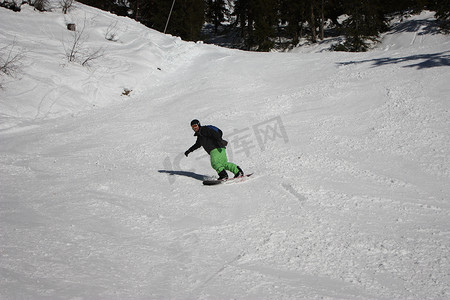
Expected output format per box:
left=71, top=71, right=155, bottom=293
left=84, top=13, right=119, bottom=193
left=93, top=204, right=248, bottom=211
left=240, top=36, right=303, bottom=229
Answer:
left=1, top=4, right=449, bottom=300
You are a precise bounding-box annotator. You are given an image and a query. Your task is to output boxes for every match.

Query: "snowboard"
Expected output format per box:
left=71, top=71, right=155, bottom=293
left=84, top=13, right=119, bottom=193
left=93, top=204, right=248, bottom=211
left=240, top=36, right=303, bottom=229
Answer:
left=203, top=173, right=253, bottom=186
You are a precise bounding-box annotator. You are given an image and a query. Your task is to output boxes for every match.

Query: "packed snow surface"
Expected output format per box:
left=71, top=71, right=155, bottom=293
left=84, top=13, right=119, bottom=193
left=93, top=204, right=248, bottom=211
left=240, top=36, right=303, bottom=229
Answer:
left=1, top=2, right=449, bottom=299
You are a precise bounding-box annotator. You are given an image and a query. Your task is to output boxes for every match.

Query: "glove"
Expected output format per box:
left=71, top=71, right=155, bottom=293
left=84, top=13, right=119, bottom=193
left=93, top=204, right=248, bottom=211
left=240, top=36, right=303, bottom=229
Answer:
left=220, top=139, right=228, bottom=147
left=184, top=150, right=190, bottom=157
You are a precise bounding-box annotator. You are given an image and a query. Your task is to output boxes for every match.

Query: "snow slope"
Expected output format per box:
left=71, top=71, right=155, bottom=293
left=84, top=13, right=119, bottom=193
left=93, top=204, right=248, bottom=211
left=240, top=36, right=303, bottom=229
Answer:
left=1, top=3, right=449, bottom=299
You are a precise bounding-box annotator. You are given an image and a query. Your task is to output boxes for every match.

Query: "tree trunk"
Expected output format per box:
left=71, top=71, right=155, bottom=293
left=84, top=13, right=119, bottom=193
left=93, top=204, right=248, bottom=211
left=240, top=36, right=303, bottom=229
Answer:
left=310, top=2, right=316, bottom=43
left=319, top=0, right=324, bottom=40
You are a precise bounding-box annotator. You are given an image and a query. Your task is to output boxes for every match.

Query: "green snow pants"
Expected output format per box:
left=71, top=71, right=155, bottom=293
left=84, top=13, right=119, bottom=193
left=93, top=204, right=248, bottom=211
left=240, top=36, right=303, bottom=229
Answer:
left=210, top=148, right=239, bottom=175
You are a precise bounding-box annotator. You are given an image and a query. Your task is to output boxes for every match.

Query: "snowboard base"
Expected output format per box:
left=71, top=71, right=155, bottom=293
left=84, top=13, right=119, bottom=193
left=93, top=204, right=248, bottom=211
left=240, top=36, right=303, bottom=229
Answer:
left=203, top=173, right=253, bottom=186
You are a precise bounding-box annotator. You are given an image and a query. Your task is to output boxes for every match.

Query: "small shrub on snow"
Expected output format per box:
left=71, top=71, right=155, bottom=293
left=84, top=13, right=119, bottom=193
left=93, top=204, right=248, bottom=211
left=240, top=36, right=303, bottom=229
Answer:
left=0, top=40, right=25, bottom=89
left=0, top=0, right=21, bottom=11
left=0, top=40, right=24, bottom=77
left=62, top=19, right=105, bottom=67
left=60, top=0, right=73, bottom=14
left=31, top=0, right=49, bottom=12
left=105, top=21, right=119, bottom=42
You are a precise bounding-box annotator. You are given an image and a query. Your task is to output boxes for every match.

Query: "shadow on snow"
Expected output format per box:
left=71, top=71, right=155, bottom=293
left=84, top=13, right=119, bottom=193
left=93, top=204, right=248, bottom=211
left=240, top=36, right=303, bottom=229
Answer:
left=158, top=170, right=207, bottom=181
left=338, top=17, right=449, bottom=69
left=388, top=17, right=440, bottom=36
left=338, top=51, right=450, bottom=69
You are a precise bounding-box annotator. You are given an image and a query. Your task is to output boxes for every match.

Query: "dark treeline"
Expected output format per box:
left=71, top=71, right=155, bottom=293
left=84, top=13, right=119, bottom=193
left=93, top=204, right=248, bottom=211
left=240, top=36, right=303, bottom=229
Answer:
left=77, top=0, right=449, bottom=51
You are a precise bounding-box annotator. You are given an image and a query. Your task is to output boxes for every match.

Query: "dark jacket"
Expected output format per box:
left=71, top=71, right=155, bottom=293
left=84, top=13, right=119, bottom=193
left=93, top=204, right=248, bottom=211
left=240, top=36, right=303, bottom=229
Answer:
left=187, top=125, right=228, bottom=154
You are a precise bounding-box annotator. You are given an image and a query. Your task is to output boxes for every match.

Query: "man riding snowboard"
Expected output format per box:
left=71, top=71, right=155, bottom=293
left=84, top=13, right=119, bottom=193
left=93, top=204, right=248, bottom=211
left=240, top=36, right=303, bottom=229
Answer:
left=185, top=119, right=244, bottom=180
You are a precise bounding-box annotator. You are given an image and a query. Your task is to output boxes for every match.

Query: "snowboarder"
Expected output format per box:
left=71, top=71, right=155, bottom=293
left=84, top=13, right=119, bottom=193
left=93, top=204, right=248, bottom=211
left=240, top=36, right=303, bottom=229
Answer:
left=184, top=119, right=244, bottom=180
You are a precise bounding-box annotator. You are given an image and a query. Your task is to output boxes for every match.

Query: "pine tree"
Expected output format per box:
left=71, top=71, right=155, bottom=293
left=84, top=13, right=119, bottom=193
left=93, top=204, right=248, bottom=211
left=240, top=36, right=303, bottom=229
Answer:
left=76, top=0, right=112, bottom=11
left=252, top=0, right=278, bottom=50
left=179, top=0, right=205, bottom=40
left=309, top=0, right=317, bottom=42
left=339, top=0, right=388, bottom=51
left=137, top=0, right=205, bottom=41
left=279, top=0, right=307, bottom=45
left=379, top=0, right=426, bottom=14
left=430, top=0, right=450, bottom=32
left=76, top=0, right=129, bottom=16
left=234, top=0, right=278, bottom=51
left=206, top=0, right=227, bottom=34
left=326, top=0, right=344, bottom=28
left=233, top=0, right=252, bottom=47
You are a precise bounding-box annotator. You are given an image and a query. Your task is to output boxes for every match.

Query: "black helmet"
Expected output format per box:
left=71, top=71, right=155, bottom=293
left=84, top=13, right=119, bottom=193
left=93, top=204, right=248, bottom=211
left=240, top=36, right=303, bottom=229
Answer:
left=190, top=119, right=201, bottom=127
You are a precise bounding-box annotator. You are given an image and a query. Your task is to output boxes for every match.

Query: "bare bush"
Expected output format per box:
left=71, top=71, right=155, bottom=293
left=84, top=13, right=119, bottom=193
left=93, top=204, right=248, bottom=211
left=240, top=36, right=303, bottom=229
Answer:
left=80, top=47, right=104, bottom=67
left=63, top=19, right=105, bottom=67
left=0, top=39, right=25, bottom=89
left=0, top=40, right=24, bottom=77
left=0, top=0, right=22, bottom=12
left=105, top=21, right=119, bottom=42
left=60, top=0, right=73, bottom=14
left=64, top=25, right=84, bottom=63
left=32, top=0, right=49, bottom=12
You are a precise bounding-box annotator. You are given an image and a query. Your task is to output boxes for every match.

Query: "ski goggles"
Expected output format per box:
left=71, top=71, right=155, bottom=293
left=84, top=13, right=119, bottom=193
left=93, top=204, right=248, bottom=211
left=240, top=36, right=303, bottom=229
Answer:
left=191, top=124, right=199, bottom=130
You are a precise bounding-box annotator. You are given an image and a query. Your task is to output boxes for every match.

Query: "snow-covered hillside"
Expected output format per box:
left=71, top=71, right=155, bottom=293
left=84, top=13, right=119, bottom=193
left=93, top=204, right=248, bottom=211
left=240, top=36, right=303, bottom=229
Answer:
left=1, top=2, right=449, bottom=299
